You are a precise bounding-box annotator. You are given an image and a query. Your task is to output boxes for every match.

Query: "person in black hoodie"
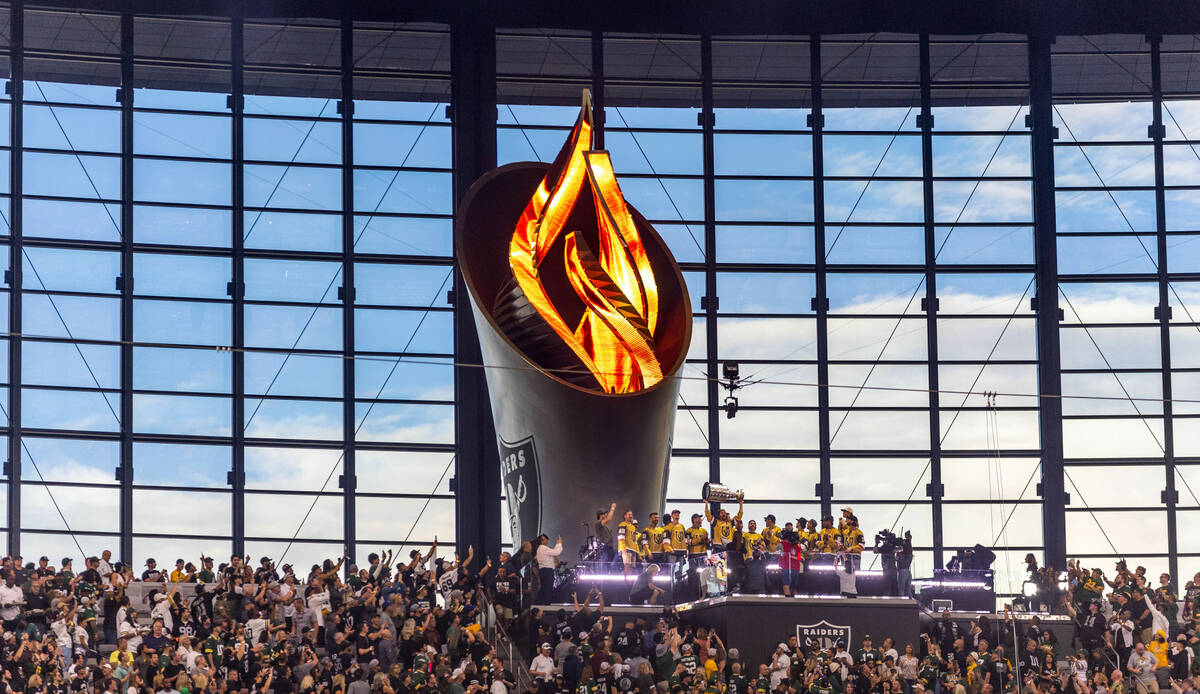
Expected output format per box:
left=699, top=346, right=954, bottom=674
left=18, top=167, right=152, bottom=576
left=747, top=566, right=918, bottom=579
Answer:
left=563, top=646, right=583, bottom=693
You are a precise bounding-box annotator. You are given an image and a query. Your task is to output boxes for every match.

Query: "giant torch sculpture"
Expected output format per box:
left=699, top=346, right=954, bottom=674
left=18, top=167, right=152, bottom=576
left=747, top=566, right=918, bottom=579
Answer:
left=456, top=91, right=692, bottom=555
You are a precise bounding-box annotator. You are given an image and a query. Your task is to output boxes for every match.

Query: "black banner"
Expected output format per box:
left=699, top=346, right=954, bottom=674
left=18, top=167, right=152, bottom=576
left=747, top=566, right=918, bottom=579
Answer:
left=500, top=435, right=542, bottom=542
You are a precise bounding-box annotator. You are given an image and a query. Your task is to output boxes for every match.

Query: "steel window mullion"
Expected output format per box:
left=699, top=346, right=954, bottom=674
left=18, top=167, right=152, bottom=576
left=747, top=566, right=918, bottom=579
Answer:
left=6, top=0, right=22, bottom=556
left=701, top=34, right=720, bottom=483
left=339, top=8, right=357, bottom=559
left=1030, top=34, right=1066, bottom=567
left=118, top=9, right=135, bottom=563
left=811, top=36, right=833, bottom=518
left=919, top=35, right=944, bottom=568
left=231, top=6, right=246, bottom=558
left=451, top=12, right=500, bottom=559
left=1150, top=35, right=1179, bottom=583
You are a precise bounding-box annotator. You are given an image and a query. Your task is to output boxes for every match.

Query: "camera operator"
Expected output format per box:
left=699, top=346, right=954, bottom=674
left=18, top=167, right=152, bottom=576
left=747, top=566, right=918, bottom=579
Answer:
left=875, top=530, right=901, bottom=597
left=897, top=531, right=914, bottom=598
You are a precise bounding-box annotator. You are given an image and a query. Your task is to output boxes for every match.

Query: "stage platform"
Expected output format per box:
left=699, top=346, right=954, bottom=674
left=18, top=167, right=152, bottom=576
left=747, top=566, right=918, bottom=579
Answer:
left=534, top=594, right=921, bottom=669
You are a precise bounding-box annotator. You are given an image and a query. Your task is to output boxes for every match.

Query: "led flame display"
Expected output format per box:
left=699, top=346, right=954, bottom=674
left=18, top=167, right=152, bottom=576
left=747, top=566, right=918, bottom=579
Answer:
left=508, top=92, right=663, bottom=394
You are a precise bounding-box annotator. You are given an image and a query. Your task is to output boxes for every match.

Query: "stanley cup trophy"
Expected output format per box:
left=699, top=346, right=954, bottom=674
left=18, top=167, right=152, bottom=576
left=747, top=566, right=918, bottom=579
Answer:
left=455, top=91, right=692, bottom=555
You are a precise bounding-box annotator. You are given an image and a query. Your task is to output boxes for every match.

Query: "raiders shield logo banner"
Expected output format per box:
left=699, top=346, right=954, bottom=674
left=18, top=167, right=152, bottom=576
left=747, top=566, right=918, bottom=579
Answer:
left=797, top=620, right=851, bottom=651
left=500, top=435, right=542, bottom=542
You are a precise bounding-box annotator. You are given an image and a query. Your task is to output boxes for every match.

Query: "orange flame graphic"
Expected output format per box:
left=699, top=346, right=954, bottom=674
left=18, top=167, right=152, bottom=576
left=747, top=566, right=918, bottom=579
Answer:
left=508, top=91, right=663, bottom=394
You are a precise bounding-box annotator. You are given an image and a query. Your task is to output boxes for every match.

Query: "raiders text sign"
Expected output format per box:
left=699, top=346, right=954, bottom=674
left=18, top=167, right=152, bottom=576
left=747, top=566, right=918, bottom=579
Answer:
left=500, top=435, right=542, bottom=542
left=797, top=620, right=852, bottom=651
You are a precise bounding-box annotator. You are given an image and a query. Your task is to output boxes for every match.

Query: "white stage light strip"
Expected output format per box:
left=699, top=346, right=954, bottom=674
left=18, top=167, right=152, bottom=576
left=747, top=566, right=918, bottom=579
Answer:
left=765, top=564, right=884, bottom=576
left=911, top=579, right=990, bottom=588
left=575, top=574, right=674, bottom=583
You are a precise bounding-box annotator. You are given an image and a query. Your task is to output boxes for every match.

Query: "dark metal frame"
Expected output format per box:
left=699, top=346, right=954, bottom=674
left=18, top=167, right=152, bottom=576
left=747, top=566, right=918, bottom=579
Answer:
left=7, top=3, right=1198, bottom=582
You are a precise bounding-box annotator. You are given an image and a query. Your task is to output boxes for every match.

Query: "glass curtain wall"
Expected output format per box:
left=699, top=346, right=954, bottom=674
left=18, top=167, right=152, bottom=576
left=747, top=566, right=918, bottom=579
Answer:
left=7, top=4, right=453, bottom=568
left=3, top=2, right=1199, bottom=594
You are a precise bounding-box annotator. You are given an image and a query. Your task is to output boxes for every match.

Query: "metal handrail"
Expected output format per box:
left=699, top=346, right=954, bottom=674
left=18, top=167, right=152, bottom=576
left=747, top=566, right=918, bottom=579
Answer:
left=478, top=593, right=536, bottom=694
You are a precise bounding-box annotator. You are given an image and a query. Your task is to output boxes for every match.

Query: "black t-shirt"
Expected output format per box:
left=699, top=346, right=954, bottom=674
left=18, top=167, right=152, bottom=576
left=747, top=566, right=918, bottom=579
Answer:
left=569, top=610, right=599, bottom=635
left=355, top=634, right=373, bottom=663
left=614, top=629, right=639, bottom=659
left=554, top=620, right=574, bottom=644
left=492, top=575, right=520, bottom=607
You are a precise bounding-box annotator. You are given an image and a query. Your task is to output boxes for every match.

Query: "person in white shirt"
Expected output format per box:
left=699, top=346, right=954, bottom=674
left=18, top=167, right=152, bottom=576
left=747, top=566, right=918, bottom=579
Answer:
left=880, top=637, right=900, bottom=663
left=118, top=609, right=144, bottom=652
left=534, top=535, right=562, bottom=604
left=307, top=583, right=331, bottom=629
left=1112, top=608, right=1136, bottom=667
left=769, top=643, right=792, bottom=690
left=245, top=608, right=268, bottom=645
left=98, top=550, right=114, bottom=587
left=50, top=607, right=77, bottom=666
left=0, top=573, right=24, bottom=626
left=529, top=642, right=556, bottom=682
left=150, top=592, right=174, bottom=633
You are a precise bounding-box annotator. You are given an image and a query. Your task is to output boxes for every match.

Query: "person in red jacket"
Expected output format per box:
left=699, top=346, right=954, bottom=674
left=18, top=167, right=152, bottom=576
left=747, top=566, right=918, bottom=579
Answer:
left=778, top=522, right=804, bottom=597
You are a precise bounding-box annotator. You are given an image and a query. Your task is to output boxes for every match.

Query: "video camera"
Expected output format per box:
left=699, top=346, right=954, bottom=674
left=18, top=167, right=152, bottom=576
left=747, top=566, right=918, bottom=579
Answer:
left=873, top=529, right=910, bottom=553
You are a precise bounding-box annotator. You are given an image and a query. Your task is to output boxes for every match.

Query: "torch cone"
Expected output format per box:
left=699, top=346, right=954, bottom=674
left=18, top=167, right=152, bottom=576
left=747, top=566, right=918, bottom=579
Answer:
left=455, top=91, right=692, bottom=556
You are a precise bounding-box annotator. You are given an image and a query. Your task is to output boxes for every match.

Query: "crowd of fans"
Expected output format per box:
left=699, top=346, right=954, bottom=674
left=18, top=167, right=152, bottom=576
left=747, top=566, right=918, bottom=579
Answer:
left=0, top=537, right=1196, bottom=694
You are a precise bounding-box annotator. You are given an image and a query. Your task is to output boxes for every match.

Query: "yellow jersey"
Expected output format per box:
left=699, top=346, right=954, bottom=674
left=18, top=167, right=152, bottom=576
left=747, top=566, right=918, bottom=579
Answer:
left=665, top=522, right=687, bottom=553
left=800, top=530, right=821, bottom=552
left=645, top=525, right=667, bottom=554
left=761, top=525, right=782, bottom=552
left=686, top=526, right=710, bottom=555
left=842, top=528, right=865, bottom=553
left=742, top=532, right=764, bottom=558
left=617, top=521, right=640, bottom=552
left=819, top=527, right=841, bottom=552
left=706, top=507, right=742, bottom=546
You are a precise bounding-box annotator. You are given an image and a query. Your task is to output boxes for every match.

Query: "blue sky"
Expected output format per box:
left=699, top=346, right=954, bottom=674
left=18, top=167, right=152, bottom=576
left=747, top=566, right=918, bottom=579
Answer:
left=9, top=75, right=1200, bottom=592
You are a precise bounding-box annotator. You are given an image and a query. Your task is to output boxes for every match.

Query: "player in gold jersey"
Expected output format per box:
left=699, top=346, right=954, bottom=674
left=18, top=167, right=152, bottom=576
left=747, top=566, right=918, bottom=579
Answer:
left=818, top=515, right=841, bottom=553
left=644, top=511, right=668, bottom=563
left=705, top=496, right=743, bottom=552
left=685, top=513, right=710, bottom=599
left=616, top=509, right=640, bottom=575
left=742, top=519, right=764, bottom=560
left=665, top=509, right=688, bottom=564
left=761, top=514, right=782, bottom=552
left=800, top=519, right=821, bottom=557
left=841, top=516, right=865, bottom=570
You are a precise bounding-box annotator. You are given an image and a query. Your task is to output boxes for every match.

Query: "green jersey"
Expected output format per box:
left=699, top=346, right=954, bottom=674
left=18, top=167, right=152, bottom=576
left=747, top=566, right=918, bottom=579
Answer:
left=198, top=569, right=216, bottom=583
left=755, top=676, right=771, bottom=693
left=679, top=654, right=699, bottom=675
left=809, top=686, right=834, bottom=694
left=202, top=635, right=223, bottom=664
left=578, top=680, right=600, bottom=694
left=854, top=648, right=880, bottom=665
left=727, top=675, right=750, bottom=694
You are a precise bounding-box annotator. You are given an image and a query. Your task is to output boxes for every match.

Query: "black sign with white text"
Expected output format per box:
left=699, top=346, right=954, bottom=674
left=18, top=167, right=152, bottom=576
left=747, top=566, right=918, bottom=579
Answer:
left=500, top=435, right=542, bottom=542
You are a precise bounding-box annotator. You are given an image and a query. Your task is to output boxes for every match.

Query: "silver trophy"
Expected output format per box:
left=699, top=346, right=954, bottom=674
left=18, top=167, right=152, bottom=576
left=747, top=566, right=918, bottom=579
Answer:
left=702, top=482, right=744, bottom=503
